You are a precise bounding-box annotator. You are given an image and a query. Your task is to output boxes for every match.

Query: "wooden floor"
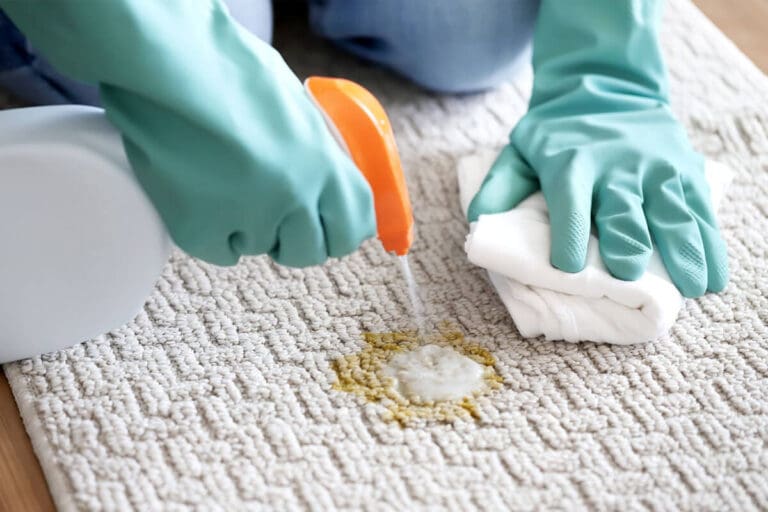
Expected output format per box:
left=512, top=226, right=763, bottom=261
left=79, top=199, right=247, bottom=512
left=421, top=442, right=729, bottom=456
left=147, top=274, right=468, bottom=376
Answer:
left=695, top=0, right=768, bottom=72
left=0, top=372, right=56, bottom=511
left=1, top=2, right=766, bottom=510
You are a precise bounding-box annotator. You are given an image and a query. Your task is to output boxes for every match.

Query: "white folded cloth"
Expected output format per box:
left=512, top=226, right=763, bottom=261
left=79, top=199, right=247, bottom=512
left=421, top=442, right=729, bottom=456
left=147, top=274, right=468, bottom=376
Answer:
left=457, top=149, right=733, bottom=345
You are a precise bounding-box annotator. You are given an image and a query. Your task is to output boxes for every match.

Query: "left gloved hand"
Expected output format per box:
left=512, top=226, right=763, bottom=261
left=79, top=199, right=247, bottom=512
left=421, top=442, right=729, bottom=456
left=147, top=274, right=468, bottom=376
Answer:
left=468, top=0, right=728, bottom=298
left=0, top=0, right=376, bottom=268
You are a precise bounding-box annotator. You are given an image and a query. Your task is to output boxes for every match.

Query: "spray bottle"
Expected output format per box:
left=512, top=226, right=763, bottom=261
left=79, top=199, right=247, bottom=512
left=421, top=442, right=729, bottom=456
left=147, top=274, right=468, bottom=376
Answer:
left=0, top=79, right=417, bottom=363
left=305, top=77, right=414, bottom=256
left=306, top=77, right=424, bottom=329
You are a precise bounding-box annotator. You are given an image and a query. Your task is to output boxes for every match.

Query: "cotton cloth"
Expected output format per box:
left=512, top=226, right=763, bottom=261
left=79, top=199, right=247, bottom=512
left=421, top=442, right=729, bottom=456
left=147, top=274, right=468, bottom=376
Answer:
left=458, top=149, right=733, bottom=344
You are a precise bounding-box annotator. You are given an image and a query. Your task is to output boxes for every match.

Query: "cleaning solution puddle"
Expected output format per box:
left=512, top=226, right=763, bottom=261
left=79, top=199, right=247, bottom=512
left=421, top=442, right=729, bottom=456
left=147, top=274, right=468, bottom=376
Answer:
left=332, top=324, right=502, bottom=426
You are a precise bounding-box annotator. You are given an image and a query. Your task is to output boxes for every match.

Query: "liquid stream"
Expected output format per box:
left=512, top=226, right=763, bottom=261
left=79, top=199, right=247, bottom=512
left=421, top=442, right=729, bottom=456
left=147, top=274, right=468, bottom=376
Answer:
left=398, top=255, right=427, bottom=334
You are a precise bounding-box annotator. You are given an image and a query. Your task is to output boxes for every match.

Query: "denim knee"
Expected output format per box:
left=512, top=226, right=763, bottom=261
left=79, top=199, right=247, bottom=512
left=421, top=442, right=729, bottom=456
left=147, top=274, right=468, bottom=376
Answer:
left=310, top=0, right=540, bottom=93
left=0, top=10, right=100, bottom=105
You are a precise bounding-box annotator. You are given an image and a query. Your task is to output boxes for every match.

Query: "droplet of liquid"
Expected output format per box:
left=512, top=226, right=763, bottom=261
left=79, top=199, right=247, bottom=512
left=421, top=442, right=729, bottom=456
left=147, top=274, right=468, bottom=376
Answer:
left=398, top=255, right=426, bottom=333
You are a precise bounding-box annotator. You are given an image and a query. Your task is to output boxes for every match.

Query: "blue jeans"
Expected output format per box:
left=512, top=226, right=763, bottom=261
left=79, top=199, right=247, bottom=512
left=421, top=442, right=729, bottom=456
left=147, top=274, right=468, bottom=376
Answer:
left=0, top=11, right=100, bottom=105
left=0, top=0, right=538, bottom=104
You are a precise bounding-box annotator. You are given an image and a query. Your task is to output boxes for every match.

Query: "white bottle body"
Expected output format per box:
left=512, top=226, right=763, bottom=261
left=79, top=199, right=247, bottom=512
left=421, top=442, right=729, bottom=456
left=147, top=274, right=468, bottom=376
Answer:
left=0, top=106, right=171, bottom=363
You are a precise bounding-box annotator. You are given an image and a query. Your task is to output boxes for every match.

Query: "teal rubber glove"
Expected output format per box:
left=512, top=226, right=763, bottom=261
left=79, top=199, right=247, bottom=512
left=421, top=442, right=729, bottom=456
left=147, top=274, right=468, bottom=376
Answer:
left=0, top=0, right=375, bottom=267
left=468, top=0, right=728, bottom=298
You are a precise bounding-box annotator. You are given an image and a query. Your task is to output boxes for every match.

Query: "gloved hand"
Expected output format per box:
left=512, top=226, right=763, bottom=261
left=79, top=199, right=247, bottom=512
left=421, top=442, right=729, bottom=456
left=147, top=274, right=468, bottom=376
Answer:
left=468, top=0, right=728, bottom=298
left=0, top=0, right=375, bottom=267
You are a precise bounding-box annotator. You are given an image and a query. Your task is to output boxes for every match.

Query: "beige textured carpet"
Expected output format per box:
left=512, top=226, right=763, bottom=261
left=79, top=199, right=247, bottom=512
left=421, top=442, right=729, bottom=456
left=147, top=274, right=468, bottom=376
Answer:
left=5, top=1, right=768, bottom=510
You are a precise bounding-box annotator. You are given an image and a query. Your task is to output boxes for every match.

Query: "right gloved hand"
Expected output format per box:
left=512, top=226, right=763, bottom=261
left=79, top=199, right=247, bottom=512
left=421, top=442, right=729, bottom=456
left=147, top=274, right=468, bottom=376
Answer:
left=0, top=0, right=376, bottom=267
left=467, top=0, right=728, bottom=298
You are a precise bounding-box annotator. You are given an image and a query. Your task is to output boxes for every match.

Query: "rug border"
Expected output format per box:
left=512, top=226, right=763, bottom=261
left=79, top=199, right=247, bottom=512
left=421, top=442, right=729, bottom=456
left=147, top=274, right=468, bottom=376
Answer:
left=4, top=362, right=76, bottom=512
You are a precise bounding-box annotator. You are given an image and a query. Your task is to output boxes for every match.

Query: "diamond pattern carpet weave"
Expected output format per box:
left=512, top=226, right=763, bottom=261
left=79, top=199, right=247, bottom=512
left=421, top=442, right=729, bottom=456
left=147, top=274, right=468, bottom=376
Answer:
left=4, top=1, right=768, bottom=510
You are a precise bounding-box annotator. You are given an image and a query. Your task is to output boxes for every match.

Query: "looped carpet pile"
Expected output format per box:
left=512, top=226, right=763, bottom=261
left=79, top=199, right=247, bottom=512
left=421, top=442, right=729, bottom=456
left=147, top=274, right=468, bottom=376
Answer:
left=4, top=1, right=768, bottom=509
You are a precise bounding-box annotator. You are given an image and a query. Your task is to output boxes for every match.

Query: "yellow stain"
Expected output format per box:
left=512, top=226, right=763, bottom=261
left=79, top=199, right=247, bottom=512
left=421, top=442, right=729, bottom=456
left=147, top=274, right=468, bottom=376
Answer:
left=331, top=323, right=503, bottom=426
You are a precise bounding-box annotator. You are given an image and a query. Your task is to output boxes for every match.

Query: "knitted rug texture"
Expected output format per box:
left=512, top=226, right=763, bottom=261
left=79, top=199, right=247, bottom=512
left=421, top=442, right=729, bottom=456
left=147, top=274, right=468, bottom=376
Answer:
left=5, top=1, right=768, bottom=510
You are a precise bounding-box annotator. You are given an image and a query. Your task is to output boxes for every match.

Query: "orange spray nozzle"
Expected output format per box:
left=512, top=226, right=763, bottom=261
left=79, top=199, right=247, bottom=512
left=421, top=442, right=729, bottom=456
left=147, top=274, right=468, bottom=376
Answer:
left=305, top=77, right=413, bottom=256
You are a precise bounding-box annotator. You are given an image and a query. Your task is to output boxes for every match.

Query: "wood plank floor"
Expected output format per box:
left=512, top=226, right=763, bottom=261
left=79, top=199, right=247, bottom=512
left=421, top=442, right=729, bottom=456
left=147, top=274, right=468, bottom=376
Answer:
left=0, top=371, right=56, bottom=511
left=1, top=2, right=766, bottom=509
left=694, top=0, right=768, bottom=73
